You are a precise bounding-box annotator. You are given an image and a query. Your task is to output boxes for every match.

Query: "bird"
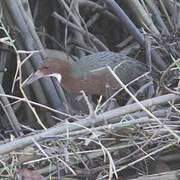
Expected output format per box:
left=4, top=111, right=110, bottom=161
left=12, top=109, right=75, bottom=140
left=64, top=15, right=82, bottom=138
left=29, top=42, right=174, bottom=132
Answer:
left=23, top=51, right=151, bottom=96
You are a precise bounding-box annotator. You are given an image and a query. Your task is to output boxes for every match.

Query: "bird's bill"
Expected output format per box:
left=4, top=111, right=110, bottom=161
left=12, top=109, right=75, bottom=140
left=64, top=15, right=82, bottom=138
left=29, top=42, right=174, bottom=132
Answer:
left=22, top=70, right=44, bottom=87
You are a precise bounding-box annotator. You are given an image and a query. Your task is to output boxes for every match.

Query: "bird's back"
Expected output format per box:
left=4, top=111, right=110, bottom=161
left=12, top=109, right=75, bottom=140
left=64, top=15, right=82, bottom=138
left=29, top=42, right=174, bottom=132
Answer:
left=72, top=51, right=148, bottom=84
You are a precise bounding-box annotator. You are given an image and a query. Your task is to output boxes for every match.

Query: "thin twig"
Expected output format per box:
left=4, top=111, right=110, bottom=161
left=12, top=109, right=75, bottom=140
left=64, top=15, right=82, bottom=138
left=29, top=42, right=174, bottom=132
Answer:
left=107, top=66, right=180, bottom=141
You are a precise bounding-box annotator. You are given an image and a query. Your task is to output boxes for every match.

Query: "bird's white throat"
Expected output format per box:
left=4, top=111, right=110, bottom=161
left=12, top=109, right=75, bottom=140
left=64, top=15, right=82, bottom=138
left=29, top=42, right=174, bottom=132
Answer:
left=47, top=73, right=62, bottom=83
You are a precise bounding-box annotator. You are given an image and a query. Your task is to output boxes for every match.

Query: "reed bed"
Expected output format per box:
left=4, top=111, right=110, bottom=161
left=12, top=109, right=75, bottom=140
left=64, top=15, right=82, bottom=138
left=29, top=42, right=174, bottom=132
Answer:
left=0, top=0, right=179, bottom=179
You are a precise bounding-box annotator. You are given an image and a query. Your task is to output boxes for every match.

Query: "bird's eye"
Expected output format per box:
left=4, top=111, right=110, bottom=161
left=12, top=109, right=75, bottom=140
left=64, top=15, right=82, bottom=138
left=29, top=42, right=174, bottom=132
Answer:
left=43, top=66, right=49, bottom=70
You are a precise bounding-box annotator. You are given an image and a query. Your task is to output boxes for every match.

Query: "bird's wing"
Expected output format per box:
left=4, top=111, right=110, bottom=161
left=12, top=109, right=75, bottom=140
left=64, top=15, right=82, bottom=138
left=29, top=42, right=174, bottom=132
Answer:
left=72, top=51, right=126, bottom=77
left=71, top=51, right=147, bottom=84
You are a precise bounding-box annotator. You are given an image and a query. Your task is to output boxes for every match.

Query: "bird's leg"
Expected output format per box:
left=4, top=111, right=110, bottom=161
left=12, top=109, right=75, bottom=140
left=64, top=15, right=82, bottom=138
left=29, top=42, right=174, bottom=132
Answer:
left=81, top=91, right=96, bottom=126
left=147, top=81, right=155, bottom=98
left=105, top=83, right=111, bottom=99
left=103, top=82, right=119, bottom=111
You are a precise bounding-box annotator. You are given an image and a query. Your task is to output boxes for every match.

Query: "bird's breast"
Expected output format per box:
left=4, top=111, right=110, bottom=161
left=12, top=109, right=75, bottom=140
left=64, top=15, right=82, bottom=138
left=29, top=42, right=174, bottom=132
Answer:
left=61, top=73, right=119, bottom=96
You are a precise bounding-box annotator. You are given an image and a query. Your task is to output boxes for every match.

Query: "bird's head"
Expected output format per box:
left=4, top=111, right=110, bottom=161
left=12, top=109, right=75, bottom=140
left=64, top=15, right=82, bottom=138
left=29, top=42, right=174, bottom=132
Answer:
left=23, top=59, right=72, bottom=87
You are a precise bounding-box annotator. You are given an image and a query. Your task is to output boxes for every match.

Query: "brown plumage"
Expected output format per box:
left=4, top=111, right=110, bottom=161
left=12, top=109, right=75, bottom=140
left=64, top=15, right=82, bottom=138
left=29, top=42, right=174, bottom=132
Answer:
left=23, top=51, right=151, bottom=96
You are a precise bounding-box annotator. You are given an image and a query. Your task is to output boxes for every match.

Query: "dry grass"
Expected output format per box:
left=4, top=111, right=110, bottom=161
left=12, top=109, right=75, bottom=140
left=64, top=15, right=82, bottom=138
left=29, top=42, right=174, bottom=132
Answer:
left=0, top=0, right=179, bottom=179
